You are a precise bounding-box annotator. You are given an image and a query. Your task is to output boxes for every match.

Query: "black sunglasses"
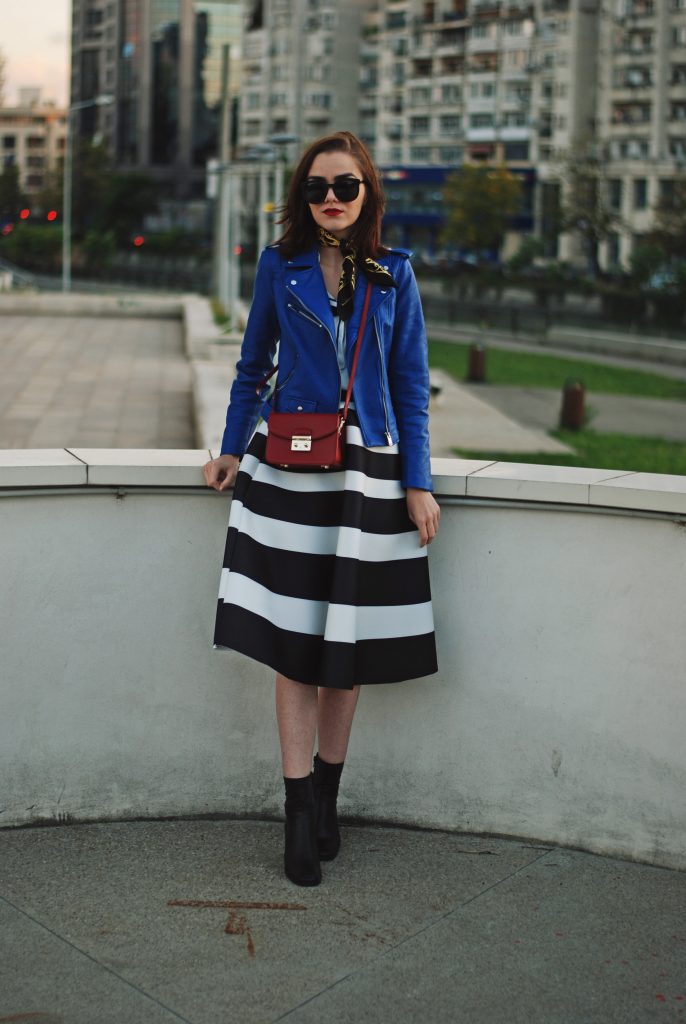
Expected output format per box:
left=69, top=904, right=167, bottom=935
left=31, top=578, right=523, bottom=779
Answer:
left=301, top=176, right=366, bottom=204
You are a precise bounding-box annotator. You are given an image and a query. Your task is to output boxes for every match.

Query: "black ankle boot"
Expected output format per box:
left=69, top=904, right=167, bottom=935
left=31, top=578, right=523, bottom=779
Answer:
left=283, top=774, right=321, bottom=887
left=312, top=753, right=344, bottom=862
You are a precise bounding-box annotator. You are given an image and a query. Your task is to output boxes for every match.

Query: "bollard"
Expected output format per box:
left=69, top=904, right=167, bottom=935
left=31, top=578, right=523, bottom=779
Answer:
left=559, top=377, right=585, bottom=430
left=467, top=342, right=486, bottom=382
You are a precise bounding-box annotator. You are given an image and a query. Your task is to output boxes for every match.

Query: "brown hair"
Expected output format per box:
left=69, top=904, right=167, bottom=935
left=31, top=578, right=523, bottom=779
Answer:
left=274, top=131, right=388, bottom=260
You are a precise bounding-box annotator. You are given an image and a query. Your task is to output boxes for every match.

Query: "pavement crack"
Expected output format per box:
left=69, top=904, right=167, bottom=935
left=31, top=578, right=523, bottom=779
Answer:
left=0, top=893, right=194, bottom=1024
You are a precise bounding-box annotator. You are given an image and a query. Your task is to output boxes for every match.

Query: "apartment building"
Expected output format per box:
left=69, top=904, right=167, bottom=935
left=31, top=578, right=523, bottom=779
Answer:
left=238, top=0, right=367, bottom=161
left=0, top=89, right=67, bottom=196
left=596, top=0, right=686, bottom=268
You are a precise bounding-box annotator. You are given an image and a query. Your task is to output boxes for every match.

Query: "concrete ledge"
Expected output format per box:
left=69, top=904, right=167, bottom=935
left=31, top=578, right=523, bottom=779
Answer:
left=1, top=459, right=685, bottom=869
left=3, top=448, right=686, bottom=516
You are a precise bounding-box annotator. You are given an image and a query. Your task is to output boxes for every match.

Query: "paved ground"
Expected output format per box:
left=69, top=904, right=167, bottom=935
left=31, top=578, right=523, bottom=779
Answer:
left=0, top=315, right=193, bottom=449
left=1, top=303, right=685, bottom=458
left=459, top=383, right=686, bottom=445
left=1, top=818, right=685, bottom=1024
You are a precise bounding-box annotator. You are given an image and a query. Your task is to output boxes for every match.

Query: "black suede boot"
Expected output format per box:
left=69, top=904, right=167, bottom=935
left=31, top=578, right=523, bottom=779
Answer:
left=312, top=753, right=344, bottom=861
left=283, top=774, right=321, bottom=887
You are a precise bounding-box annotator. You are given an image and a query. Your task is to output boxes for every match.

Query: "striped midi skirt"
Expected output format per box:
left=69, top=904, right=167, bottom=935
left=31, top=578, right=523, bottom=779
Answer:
left=213, top=409, right=438, bottom=689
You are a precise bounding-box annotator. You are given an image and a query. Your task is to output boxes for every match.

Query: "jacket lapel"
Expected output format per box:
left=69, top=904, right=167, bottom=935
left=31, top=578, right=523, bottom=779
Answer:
left=283, top=247, right=335, bottom=337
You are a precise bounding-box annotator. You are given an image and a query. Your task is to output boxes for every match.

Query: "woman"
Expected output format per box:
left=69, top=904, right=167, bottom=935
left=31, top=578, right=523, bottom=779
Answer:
left=203, top=131, right=440, bottom=887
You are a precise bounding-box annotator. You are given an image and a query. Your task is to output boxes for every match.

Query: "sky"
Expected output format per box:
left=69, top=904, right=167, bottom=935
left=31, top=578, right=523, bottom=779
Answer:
left=2, top=0, right=70, bottom=106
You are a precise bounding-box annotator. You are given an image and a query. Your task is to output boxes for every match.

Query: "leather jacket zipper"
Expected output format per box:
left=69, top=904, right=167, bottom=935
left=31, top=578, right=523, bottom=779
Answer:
left=373, top=317, right=393, bottom=446
left=286, top=287, right=342, bottom=396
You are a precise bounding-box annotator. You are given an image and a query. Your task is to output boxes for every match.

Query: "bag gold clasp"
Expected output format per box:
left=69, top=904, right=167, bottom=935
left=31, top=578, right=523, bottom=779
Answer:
left=291, top=435, right=312, bottom=451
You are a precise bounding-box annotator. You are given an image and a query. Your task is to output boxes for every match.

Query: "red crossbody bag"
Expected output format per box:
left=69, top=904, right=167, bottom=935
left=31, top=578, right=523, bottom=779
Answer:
left=261, top=283, right=372, bottom=469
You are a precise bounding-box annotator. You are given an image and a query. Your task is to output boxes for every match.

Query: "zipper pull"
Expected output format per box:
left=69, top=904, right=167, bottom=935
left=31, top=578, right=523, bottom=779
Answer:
left=385, top=431, right=393, bottom=446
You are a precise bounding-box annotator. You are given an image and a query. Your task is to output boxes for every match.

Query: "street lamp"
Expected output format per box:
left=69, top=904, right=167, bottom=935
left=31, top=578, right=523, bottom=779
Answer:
left=62, top=94, right=114, bottom=293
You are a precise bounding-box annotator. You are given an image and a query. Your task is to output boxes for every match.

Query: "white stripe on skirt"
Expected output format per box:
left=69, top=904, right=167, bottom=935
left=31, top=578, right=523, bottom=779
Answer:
left=218, top=570, right=434, bottom=641
left=226, top=501, right=426, bottom=561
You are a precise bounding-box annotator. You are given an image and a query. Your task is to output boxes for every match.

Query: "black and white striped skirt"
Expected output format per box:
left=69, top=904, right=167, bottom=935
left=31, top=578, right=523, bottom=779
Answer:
left=213, top=409, right=438, bottom=689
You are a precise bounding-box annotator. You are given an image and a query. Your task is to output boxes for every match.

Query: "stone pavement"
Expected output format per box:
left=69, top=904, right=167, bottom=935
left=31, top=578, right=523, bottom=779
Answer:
left=1, top=295, right=685, bottom=457
left=0, top=314, right=193, bottom=449
left=1, top=819, right=685, bottom=1024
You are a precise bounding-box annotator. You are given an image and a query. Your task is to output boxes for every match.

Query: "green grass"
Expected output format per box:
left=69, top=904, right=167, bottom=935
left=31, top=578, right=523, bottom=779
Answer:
left=454, top=430, right=686, bottom=475
left=428, top=340, right=686, bottom=400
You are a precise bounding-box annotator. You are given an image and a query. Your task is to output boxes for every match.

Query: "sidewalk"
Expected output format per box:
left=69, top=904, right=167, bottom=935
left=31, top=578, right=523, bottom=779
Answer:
left=1, top=818, right=685, bottom=1024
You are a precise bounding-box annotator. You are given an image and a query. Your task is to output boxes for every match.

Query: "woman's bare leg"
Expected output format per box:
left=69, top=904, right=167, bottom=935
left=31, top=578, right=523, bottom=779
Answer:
left=316, top=685, right=361, bottom=763
left=275, top=673, right=319, bottom=778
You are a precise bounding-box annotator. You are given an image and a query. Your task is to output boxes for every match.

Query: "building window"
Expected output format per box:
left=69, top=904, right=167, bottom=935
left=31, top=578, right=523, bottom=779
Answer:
left=410, top=116, right=430, bottom=135
left=470, top=113, right=494, bottom=128
left=659, top=179, right=675, bottom=204
left=608, top=179, right=623, bottom=212
left=410, top=146, right=431, bottom=161
left=504, top=141, right=529, bottom=160
left=607, top=233, right=620, bottom=270
left=440, top=114, right=461, bottom=134
left=2, top=135, right=16, bottom=148
left=387, top=10, right=406, bottom=29
left=439, top=146, right=461, bottom=163
left=633, top=179, right=647, bottom=210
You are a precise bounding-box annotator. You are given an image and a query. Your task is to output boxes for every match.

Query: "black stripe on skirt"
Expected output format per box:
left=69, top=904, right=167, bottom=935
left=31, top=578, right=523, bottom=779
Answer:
left=213, top=408, right=438, bottom=688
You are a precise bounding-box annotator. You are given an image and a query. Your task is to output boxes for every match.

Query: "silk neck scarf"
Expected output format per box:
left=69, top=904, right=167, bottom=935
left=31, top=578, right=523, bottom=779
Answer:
left=317, top=227, right=396, bottom=321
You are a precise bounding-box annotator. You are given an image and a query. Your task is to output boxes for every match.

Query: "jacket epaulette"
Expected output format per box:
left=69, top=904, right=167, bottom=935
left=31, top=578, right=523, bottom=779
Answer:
left=385, top=246, right=413, bottom=260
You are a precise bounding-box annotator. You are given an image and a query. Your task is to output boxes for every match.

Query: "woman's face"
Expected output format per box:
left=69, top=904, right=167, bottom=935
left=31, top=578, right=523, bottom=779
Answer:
left=305, top=150, right=367, bottom=240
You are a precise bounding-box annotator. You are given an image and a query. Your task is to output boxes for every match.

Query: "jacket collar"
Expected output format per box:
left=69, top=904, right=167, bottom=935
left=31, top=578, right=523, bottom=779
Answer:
left=283, top=245, right=394, bottom=338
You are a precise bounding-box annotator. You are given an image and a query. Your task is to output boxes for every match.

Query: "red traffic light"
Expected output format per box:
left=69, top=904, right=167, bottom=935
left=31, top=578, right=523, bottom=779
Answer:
left=19, top=208, right=30, bottom=220
left=1, top=223, right=14, bottom=236
left=233, top=244, right=243, bottom=256
left=47, top=210, right=58, bottom=222
left=133, top=235, right=145, bottom=247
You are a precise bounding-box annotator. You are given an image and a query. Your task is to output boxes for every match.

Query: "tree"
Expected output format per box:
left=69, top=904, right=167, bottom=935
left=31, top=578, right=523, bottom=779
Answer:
left=0, top=163, right=26, bottom=222
left=440, top=164, right=522, bottom=257
left=34, top=142, right=158, bottom=243
left=557, top=144, right=621, bottom=278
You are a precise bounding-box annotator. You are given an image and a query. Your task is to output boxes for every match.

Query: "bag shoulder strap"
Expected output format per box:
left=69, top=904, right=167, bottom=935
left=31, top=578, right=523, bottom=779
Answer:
left=340, top=282, right=372, bottom=427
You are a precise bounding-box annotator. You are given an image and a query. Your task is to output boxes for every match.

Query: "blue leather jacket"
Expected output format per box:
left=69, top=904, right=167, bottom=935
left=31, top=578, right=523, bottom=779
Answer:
left=220, top=243, right=433, bottom=491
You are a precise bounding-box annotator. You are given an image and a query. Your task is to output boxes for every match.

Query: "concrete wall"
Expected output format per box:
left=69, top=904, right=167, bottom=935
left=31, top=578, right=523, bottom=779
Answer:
left=1, top=450, right=685, bottom=870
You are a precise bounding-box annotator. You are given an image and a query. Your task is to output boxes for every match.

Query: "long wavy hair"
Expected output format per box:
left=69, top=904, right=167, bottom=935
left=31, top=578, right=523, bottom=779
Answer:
left=275, top=131, right=388, bottom=260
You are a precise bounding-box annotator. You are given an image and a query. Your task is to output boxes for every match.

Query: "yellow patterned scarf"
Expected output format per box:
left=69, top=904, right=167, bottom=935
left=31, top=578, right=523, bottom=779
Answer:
left=317, top=228, right=396, bottom=321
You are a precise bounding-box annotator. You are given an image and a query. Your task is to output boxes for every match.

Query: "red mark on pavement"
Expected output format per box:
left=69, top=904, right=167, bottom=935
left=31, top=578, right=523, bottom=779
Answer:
left=656, top=995, right=667, bottom=1002
left=168, top=898, right=307, bottom=958
left=0, top=1016, right=57, bottom=1022
left=676, top=995, right=685, bottom=1002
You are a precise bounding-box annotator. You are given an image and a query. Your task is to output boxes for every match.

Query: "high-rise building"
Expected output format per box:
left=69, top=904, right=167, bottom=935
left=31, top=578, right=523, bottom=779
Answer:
left=596, top=0, right=686, bottom=268
left=238, top=0, right=368, bottom=161
left=70, top=0, right=242, bottom=203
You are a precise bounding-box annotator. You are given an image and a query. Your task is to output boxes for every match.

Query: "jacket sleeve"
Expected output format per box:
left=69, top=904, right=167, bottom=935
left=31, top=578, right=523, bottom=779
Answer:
left=387, top=258, right=434, bottom=491
left=220, top=248, right=280, bottom=456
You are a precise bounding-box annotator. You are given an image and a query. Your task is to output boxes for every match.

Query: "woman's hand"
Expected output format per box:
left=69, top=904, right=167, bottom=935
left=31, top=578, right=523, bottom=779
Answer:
left=406, top=488, right=440, bottom=547
left=203, top=454, right=240, bottom=492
